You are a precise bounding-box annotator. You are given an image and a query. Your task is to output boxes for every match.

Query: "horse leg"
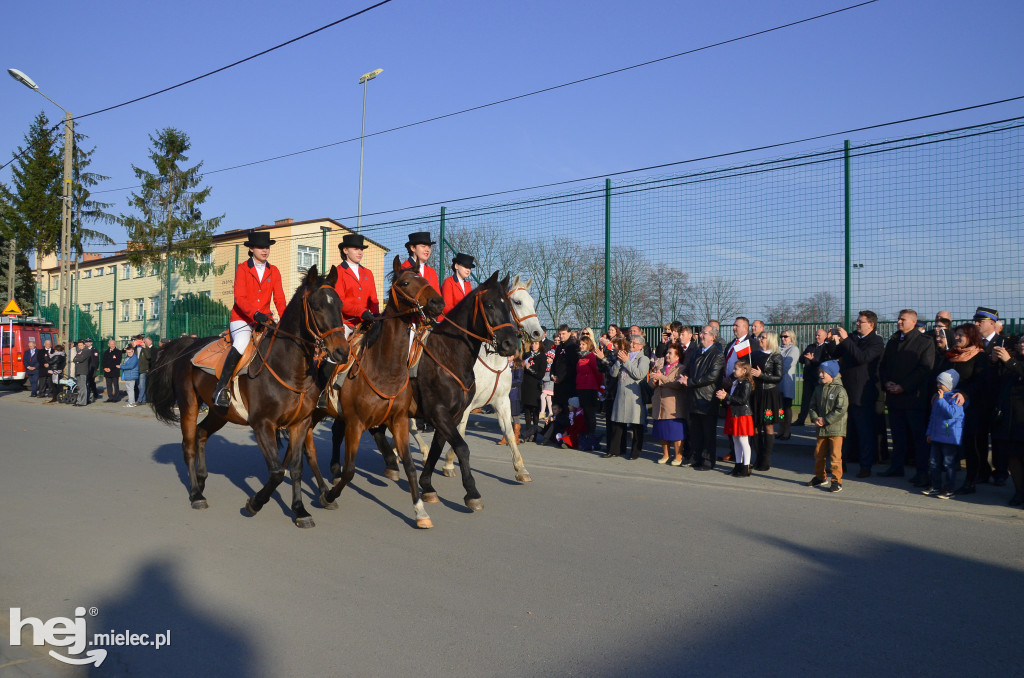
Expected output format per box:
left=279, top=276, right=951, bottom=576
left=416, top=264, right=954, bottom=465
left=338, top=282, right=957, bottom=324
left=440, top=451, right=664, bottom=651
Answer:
left=443, top=409, right=472, bottom=478
left=193, top=410, right=228, bottom=507
left=242, top=421, right=287, bottom=518
left=371, top=424, right=401, bottom=482
left=180, top=401, right=205, bottom=509
left=392, top=418, right=432, bottom=528
left=441, top=420, right=484, bottom=511
left=330, top=415, right=345, bottom=482
left=286, top=422, right=315, bottom=528
left=493, top=398, right=531, bottom=483
left=324, top=420, right=362, bottom=504
left=418, top=426, right=448, bottom=503
left=411, top=423, right=430, bottom=465
left=304, top=426, right=338, bottom=510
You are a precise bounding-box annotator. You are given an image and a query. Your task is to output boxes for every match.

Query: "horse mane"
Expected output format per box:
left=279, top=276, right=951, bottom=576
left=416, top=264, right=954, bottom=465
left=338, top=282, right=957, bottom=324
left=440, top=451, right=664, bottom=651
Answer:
left=362, top=318, right=384, bottom=349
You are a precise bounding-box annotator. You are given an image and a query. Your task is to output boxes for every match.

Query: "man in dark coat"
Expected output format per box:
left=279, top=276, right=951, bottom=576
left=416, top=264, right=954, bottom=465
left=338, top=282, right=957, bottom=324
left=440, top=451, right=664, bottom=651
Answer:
left=682, top=325, right=726, bottom=470
left=24, top=338, right=40, bottom=396
left=972, top=306, right=1007, bottom=485
left=84, top=338, right=101, bottom=402
left=37, top=339, right=53, bottom=398
left=795, top=328, right=833, bottom=426
left=830, top=311, right=885, bottom=477
left=878, top=309, right=936, bottom=484
left=137, top=336, right=154, bottom=404
left=550, top=324, right=579, bottom=415
left=101, top=339, right=123, bottom=402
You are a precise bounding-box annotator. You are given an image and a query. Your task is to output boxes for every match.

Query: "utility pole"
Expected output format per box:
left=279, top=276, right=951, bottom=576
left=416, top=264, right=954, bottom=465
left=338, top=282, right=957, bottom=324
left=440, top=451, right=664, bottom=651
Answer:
left=59, top=112, right=73, bottom=345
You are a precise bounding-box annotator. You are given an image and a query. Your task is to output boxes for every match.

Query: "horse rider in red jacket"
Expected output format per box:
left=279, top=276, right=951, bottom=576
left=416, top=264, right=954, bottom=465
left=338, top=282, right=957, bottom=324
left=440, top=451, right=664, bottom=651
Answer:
left=440, top=252, right=476, bottom=315
left=400, top=231, right=441, bottom=294
left=333, top=233, right=379, bottom=338
left=214, top=229, right=287, bottom=407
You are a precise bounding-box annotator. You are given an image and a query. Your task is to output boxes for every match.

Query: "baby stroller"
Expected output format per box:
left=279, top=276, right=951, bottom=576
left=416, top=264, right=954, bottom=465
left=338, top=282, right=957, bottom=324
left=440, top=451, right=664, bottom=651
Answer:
left=57, top=376, right=80, bottom=404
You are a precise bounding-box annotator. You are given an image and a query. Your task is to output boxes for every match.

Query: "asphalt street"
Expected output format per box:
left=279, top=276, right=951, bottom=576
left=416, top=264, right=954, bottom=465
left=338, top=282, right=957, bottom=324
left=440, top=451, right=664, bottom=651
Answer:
left=1, top=389, right=1021, bottom=678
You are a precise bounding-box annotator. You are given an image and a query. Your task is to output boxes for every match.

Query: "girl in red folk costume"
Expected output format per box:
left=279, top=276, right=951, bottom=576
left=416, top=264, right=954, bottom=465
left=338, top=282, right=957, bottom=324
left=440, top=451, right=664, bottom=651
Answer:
left=334, top=233, right=379, bottom=338
left=400, top=231, right=441, bottom=294
left=214, top=229, right=287, bottom=407
left=716, top=361, right=756, bottom=477
left=440, top=252, right=476, bottom=314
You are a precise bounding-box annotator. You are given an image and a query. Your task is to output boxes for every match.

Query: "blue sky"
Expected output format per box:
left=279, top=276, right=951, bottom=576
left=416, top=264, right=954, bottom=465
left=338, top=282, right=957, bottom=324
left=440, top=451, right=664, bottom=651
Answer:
left=2, top=0, right=1021, bottom=264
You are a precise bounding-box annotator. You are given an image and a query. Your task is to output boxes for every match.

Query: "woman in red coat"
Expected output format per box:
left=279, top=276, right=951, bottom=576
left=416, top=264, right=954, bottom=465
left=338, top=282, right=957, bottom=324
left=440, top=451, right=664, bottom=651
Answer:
left=399, top=231, right=441, bottom=294
left=575, top=331, right=602, bottom=434
left=333, top=233, right=379, bottom=337
left=440, top=252, right=476, bottom=314
left=214, top=229, right=287, bottom=407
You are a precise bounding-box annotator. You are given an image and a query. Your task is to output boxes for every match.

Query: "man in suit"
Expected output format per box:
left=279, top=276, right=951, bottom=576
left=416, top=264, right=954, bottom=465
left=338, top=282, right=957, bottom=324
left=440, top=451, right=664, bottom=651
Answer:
left=38, top=339, right=53, bottom=399
left=24, top=338, right=40, bottom=396
left=795, top=329, right=833, bottom=426
left=137, top=336, right=153, bottom=404
left=84, top=338, right=101, bottom=402
left=829, top=311, right=885, bottom=478
left=723, top=317, right=756, bottom=382
left=682, top=325, right=725, bottom=470
left=878, top=309, right=936, bottom=485
left=551, top=324, right=579, bottom=415
left=973, top=306, right=1007, bottom=485
left=102, top=339, right=123, bottom=402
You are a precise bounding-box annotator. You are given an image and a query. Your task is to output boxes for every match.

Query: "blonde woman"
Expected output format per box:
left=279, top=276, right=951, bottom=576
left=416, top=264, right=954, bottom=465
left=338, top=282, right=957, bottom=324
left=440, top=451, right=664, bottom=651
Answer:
left=750, top=330, right=783, bottom=471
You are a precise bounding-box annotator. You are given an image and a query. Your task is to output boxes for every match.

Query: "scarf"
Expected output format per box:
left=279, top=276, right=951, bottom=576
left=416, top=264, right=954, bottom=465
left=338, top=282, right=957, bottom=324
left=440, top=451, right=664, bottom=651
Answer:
left=663, top=360, right=679, bottom=376
left=947, top=345, right=981, bottom=363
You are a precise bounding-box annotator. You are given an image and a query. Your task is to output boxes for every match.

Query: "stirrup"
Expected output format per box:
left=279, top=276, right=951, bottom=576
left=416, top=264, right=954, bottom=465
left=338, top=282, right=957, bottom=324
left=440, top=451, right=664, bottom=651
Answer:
left=213, top=386, right=231, bottom=408
left=317, top=389, right=328, bottom=410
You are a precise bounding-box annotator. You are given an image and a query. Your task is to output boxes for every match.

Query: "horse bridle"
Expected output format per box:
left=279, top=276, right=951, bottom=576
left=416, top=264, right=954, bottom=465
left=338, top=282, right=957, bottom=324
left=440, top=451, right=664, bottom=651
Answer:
left=507, top=287, right=537, bottom=334
left=443, top=289, right=516, bottom=350
left=386, top=276, right=438, bottom=324
left=254, top=284, right=348, bottom=375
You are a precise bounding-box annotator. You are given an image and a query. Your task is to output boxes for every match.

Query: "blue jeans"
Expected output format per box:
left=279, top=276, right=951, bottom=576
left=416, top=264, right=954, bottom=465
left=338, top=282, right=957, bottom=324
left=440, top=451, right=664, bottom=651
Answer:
left=137, top=372, right=147, bottom=403
left=930, top=442, right=960, bottom=490
left=889, top=408, right=929, bottom=474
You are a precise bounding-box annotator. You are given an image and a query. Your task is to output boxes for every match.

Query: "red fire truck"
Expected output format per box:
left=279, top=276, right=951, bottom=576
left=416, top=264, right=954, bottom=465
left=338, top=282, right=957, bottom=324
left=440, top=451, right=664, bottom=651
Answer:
left=1, top=315, right=59, bottom=387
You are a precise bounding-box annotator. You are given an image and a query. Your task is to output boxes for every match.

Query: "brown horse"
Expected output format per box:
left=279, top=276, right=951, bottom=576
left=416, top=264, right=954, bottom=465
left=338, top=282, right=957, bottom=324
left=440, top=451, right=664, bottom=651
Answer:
left=304, top=256, right=444, bottom=528
left=147, top=265, right=349, bottom=528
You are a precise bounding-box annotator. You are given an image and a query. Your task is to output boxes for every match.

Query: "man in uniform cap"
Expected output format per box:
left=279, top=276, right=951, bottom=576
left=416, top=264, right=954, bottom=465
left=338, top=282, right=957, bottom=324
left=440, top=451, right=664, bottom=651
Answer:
left=973, top=307, right=1002, bottom=351
left=400, top=231, right=440, bottom=294
left=441, top=252, right=475, bottom=315
left=334, top=233, right=379, bottom=338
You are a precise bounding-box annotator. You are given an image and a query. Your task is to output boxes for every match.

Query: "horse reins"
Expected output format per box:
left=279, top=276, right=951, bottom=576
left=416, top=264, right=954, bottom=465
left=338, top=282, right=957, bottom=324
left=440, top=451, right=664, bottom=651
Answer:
left=507, top=287, right=538, bottom=332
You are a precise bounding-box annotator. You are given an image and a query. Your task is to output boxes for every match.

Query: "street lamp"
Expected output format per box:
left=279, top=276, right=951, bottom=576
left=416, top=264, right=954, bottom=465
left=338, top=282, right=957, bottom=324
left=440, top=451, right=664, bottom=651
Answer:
left=8, top=68, right=73, bottom=346
left=356, top=68, right=383, bottom=233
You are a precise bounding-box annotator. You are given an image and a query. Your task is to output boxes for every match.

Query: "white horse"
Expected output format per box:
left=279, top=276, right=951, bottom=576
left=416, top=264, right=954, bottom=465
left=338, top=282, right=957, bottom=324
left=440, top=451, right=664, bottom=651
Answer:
left=412, top=275, right=545, bottom=483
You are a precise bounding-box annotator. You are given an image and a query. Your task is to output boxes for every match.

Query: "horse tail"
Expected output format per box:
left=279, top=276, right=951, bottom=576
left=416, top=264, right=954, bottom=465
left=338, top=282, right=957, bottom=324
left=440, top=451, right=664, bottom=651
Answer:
left=148, top=337, right=198, bottom=424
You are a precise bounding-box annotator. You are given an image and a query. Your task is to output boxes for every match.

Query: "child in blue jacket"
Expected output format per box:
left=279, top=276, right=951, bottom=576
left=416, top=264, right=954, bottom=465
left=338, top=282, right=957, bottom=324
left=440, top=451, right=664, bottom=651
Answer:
left=925, top=369, right=965, bottom=498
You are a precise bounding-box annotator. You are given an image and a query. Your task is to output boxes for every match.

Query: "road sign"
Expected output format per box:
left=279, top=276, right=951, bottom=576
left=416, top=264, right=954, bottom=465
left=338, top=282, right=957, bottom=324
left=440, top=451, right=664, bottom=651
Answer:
left=2, top=300, right=23, bottom=315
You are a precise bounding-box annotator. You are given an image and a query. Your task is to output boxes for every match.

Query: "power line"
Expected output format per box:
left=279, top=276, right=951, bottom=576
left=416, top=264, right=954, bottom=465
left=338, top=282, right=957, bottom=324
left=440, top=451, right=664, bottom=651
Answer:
left=89, top=0, right=884, bottom=195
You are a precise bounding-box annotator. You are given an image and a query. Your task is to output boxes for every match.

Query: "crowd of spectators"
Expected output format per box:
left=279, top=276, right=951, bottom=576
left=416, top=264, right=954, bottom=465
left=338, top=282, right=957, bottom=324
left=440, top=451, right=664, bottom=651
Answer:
left=512, top=307, right=1024, bottom=508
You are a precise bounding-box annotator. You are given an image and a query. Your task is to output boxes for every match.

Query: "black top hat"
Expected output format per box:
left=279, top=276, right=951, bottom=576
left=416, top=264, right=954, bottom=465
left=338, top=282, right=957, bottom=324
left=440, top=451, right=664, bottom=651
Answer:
left=405, top=231, right=436, bottom=248
left=973, top=306, right=999, bottom=321
left=242, top=229, right=276, bottom=248
left=339, top=233, right=368, bottom=251
left=452, top=252, right=476, bottom=269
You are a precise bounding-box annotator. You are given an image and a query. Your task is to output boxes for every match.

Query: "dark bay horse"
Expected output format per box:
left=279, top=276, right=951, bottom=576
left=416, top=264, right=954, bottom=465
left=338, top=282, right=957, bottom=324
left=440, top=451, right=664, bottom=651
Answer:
left=412, top=270, right=520, bottom=510
left=305, top=256, right=445, bottom=528
left=147, top=265, right=349, bottom=528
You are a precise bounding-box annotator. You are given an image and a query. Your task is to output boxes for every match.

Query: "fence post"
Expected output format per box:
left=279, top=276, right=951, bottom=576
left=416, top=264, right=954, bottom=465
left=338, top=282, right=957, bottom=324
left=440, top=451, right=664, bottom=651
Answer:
left=98, top=306, right=102, bottom=341
left=320, top=227, right=327, bottom=271
left=844, top=139, right=851, bottom=328
left=165, top=255, right=173, bottom=339
left=439, top=206, right=446, bottom=275
left=604, top=178, right=611, bottom=330
left=185, top=312, right=190, bottom=335
left=112, top=265, right=117, bottom=341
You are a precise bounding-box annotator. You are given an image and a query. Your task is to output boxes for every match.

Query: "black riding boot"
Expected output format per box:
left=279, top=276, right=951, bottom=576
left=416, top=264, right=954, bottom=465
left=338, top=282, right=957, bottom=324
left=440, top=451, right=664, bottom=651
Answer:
left=213, top=348, right=242, bottom=407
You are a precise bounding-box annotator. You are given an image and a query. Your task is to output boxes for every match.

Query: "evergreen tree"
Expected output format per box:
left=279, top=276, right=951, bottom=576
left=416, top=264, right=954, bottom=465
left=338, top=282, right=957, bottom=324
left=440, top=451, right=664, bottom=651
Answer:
left=121, top=127, right=224, bottom=336
left=71, top=133, right=117, bottom=255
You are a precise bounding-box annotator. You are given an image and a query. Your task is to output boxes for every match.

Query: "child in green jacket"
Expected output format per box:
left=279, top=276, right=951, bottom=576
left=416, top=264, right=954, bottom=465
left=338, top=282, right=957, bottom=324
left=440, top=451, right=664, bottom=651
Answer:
left=806, top=360, right=849, bottom=493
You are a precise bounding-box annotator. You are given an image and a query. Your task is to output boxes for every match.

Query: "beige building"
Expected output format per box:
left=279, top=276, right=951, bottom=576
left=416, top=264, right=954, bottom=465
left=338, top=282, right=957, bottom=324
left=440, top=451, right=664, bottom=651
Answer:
left=39, top=218, right=389, bottom=343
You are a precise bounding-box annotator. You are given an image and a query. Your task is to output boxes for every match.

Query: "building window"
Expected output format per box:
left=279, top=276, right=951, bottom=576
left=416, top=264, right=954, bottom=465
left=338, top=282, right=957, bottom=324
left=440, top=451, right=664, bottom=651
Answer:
left=83, top=270, right=92, bottom=279
left=106, top=301, right=114, bottom=311
left=108, top=266, right=116, bottom=276
left=199, top=252, right=212, bottom=265
left=82, top=303, right=91, bottom=313
left=95, top=267, right=104, bottom=277
left=297, top=245, right=320, bottom=272
left=121, top=264, right=131, bottom=280
left=150, top=296, right=160, bottom=319
left=134, top=298, right=145, bottom=320
left=200, top=290, right=212, bottom=298
left=51, top=277, right=58, bottom=290
left=135, top=267, right=145, bottom=279
left=150, top=265, right=159, bottom=277
left=120, top=300, right=130, bottom=322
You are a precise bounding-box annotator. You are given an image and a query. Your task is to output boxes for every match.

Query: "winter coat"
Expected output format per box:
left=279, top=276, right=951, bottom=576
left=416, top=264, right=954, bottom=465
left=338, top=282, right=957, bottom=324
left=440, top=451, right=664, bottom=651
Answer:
left=334, top=261, right=380, bottom=327
left=138, top=345, right=153, bottom=374
left=779, top=344, right=799, bottom=399
left=520, top=351, right=545, bottom=408
left=230, top=258, right=287, bottom=324
left=610, top=351, right=650, bottom=424
left=685, top=343, right=725, bottom=416
left=807, top=374, right=849, bottom=438
left=933, top=349, right=989, bottom=411
left=650, top=362, right=687, bottom=420
left=991, top=354, right=1024, bottom=443
left=120, top=354, right=140, bottom=382
left=926, top=391, right=965, bottom=445
left=48, top=352, right=66, bottom=383
left=879, top=329, right=936, bottom=410
left=575, top=351, right=601, bottom=391
left=721, top=378, right=753, bottom=417
left=101, top=348, right=122, bottom=379
left=73, top=348, right=90, bottom=378
left=832, top=331, right=884, bottom=408
left=752, top=351, right=782, bottom=392
left=551, top=338, right=579, bottom=389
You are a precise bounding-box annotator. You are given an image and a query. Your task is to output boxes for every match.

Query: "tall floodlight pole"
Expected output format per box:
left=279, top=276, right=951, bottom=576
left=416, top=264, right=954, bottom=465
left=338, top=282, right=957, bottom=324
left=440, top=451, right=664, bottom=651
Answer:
left=356, top=68, right=383, bottom=233
left=8, top=68, right=73, bottom=345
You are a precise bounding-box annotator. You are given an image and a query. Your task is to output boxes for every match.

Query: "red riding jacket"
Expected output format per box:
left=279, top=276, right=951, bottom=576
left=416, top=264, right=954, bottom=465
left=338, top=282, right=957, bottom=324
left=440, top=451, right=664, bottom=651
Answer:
left=230, top=259, right=287, bottom=324
left=400, top=258, right=441, bottom=295
left=441, top=276, right=472, bottom=314
left=334, top=261, right=380, bottom=327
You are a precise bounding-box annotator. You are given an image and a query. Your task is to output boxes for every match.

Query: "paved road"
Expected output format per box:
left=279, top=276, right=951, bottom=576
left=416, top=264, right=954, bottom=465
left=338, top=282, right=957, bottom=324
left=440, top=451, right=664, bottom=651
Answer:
left=1, top=389, right=1021, bottom=677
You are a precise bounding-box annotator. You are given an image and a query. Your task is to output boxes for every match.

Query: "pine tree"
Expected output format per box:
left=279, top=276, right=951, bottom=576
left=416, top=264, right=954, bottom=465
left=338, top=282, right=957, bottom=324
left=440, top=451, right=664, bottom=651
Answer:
left=121, top=127, right=224, bottom=336
left=71, top=133, right=117, bottom=255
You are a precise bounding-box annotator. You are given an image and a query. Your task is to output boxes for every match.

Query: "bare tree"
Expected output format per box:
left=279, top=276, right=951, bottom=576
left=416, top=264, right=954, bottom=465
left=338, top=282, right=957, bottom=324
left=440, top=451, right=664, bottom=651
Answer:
left=687, top=276, right=741, bottom=325
left=645, top=264, right=692, bottom=326
left=606, top=246, right=652, bottom=327
left=566, top=246, right=604, bottom=329
left=764, top=300, right=797, bottom=324
left=518, top=237, right=579, bottom=328
left=796, top=291, right=842, bottom=323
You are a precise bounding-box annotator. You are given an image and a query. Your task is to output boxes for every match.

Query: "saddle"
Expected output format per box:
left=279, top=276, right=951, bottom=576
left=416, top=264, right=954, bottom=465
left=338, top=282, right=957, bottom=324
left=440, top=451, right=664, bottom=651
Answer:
left=191, top=329, right=263, bottom=379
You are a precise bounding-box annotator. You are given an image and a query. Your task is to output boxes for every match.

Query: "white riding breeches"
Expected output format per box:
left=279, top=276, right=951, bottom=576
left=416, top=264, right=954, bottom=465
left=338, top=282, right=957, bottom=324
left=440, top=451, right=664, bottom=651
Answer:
left=229, top=320, right=253, bottom=353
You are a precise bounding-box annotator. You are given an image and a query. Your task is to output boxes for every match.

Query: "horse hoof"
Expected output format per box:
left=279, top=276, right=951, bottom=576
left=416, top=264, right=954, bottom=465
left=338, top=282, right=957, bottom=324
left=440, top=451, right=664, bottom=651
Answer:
left=243, top=498, right=258, bottom=516
left=384, top=468, right=400, bottom=482
left=465, top=498, right=484, bottom=512
left=515, top=473, right=533, bottom=483
left=191, top=499, right=209, bottom=510
left=319, top=494, right=339, bottom=510
left=416, top=517, right=434, bottom=529
left=442, top=466, right=457, bottom=478
left=295, top=516, right=316, bottom=529
left=422, top=492, right=440, bottom=503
